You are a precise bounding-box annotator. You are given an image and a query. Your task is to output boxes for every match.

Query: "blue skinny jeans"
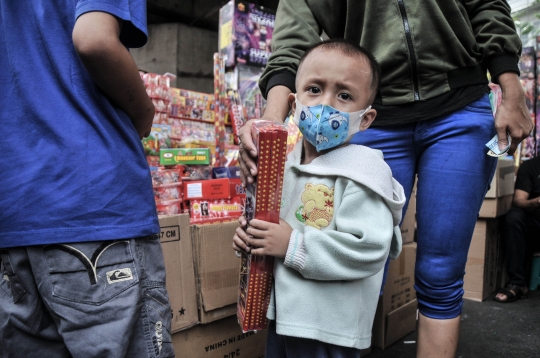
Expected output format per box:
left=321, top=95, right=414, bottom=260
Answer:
left=351, top=94, right=497, bottom=319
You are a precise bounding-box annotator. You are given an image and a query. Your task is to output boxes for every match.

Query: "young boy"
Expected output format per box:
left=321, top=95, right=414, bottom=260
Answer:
left=233, top=39, right=406, bottom=357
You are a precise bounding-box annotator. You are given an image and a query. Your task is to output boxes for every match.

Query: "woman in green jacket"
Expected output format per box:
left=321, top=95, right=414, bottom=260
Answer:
left=238, top=1, right=533, bottom=357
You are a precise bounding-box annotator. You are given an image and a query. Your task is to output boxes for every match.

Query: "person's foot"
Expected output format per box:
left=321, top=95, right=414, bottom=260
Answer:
left=493, top=284, right=528, bottom=303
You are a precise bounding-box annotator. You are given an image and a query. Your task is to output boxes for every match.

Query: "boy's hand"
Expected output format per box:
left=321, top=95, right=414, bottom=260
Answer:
left=244, top=218, right=293, bottom=258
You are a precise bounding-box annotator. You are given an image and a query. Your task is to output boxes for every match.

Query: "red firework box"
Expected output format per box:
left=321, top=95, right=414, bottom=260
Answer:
left=237, top=120, right=288, bottom=332
left=183, top=178, right=245, bottom=223
left=189, top=197, right=244, bottom=223
left=183, top=178, right=244, bottom=201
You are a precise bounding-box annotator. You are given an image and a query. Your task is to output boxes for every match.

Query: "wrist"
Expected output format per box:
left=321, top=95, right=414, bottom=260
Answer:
left=497, top=73, right=524, bottom=98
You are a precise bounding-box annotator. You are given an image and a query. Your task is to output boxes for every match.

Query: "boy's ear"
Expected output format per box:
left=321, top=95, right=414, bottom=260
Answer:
left=288, top=93, right=296, bottom=115
left=359, top=108, right=377, bottom=131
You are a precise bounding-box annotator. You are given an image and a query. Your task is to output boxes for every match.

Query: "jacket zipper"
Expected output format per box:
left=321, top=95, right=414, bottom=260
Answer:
left=397, top=0, right=420, bottom=101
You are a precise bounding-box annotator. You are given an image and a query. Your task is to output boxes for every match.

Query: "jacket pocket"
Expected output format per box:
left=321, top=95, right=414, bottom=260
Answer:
left=0, top=251, right=26, bottom=303
left=44, top=240, right=139, bottom=305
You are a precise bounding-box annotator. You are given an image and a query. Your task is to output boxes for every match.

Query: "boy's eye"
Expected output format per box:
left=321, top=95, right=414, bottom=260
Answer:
left=338, top=93, right=352, bottom=100
left=307, top=87, right=321, bottom=94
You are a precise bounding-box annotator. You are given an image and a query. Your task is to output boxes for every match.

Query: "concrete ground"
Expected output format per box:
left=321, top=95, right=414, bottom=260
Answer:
left=368, top=290, right=540, bottom=358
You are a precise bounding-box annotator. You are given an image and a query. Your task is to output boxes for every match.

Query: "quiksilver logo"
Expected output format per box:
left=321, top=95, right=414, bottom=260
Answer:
left=106, top=268, right=133, bottom=284
left=155, top=321, right=163, bottom=354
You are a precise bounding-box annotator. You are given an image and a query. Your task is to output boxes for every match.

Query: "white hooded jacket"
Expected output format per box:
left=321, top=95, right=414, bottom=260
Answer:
left=268, top=141, right=406, bottom=350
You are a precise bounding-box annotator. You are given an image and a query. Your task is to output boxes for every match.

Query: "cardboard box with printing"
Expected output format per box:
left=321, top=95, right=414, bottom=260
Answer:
left=372, top=243, right=417, bottom=349
left=192, top=221, right=241, bottom=324
left=159, top=214, right=199, bottom=332
left=463, top=218, right=502, bottom=302
left=171, top=315, right=267, bottom=358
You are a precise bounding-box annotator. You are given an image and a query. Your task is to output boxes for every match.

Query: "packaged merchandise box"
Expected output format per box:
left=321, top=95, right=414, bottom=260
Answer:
left=372, top=243, right=417, bottom=349
left=463, top=218, right=502, bottom=302
left=160, top=148, right=211, bottom=166
left=158, top=214, right=199, bottom=332
left=191, top=221, right=241, bottom=324
left=218, top=0, right=276, bottom=68
left=484, top=158, right=515, bottom=198
left=171, top=315, right=267, bottom=358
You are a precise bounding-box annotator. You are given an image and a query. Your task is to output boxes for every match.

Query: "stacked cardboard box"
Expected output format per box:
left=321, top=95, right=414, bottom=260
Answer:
left=372, top=243, right=418, bottom=349
left=158, top=214, right=198, bottom=332
left=463, top=218, right=504, bottom=302
left=400, top=179, right=417, bottom=245
left=159, top=215, right=266, bottom=355
left=479, top=158, right=515, bottom=218
left=171, top=315, right=267, bottom=358
left=191, top=221, right=242, bottom=323
left=464, top=159, right=514, bottom=301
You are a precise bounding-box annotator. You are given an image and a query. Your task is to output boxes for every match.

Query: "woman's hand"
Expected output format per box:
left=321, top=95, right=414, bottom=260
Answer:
left=495, top=73, right=534, bottom=154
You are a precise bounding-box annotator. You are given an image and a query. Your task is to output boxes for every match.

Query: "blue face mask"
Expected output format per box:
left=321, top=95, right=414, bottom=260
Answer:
left=293, top=97, right=371, bottom=152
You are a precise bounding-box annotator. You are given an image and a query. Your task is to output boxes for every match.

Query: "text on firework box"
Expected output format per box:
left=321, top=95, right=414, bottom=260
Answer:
left=160, top=148, right=211, bottom=165
left=183, top=178, right=245, bottom=200
left=171, top=315, right=267, bottom=358
left=189, top=197, right=244, bottom=224
left=238, top=120, right=288, bottom=333
left=158, top=214, right=198, bottom=332
left=218, top=0, right=276, bottom=68
left=372, top=243, right=417, bottom=349
left=192, top=221, right=241, bottom=324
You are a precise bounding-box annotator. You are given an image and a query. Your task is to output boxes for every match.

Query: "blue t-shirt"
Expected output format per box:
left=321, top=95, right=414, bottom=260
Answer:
left=0, top=0, right=159, bottom=248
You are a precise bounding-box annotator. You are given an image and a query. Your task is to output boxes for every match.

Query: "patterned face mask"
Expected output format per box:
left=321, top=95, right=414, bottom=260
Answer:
left=293, top=97, right=371, bottom=152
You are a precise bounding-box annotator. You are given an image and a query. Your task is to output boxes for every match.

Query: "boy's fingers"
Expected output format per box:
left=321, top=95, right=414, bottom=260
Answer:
left=233, top=233, right=251, bottom=252
left=250, top=247, right=266, bottom=256
left=246, top=226, right=265, bottom=238
left=248, top=219, right=269, bottom=230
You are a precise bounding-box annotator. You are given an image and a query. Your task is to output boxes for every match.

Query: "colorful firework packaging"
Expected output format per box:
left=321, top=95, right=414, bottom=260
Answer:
left=237, top=120, right=288, bottom=332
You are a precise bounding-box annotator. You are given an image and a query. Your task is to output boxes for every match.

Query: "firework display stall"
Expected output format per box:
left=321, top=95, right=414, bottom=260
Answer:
left=138, top=2, right=538, bottom=357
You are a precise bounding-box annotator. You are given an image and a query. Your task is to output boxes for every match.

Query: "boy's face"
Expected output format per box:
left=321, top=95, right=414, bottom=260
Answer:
left=290, top=48, right=377, bottom=131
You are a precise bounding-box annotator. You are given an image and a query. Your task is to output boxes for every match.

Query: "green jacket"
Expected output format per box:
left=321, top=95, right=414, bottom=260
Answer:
left=260, top=0, right=521, bottom=106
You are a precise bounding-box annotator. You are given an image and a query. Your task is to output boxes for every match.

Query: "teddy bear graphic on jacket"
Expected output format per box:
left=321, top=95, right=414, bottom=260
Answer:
left=295, top=183, right=334, bottom=229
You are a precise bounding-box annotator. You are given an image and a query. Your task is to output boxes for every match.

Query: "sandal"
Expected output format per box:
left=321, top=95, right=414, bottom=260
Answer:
left=493, top=284, right=529, bottom=303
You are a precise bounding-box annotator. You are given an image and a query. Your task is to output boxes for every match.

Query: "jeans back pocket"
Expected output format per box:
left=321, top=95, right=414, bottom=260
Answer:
left=44, top=240, right=139, bottom=305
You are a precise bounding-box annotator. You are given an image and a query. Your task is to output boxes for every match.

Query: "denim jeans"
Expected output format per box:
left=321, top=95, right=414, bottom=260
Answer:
left=0, top=235, right=174, bottom=358
left=351, top=94, right=497, bottom=319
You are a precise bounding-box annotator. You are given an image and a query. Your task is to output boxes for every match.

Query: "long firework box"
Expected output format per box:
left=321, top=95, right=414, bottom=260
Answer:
left=237, top=120, right=288, bottom=332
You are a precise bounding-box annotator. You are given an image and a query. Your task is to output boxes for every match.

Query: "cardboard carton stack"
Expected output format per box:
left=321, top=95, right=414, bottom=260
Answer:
left=158, top=214, right=267, bottom=357
left=464, top=159, right=516, bottom=301
left=372, top=243, right=418, bottom=349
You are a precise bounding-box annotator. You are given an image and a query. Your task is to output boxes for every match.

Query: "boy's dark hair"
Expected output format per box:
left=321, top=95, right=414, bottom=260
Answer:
left=298, top=39, right=381, bottom=101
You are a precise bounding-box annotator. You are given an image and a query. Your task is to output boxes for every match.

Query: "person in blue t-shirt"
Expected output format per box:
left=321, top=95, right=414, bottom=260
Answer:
left=0, top=1, right=174, bottom=357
